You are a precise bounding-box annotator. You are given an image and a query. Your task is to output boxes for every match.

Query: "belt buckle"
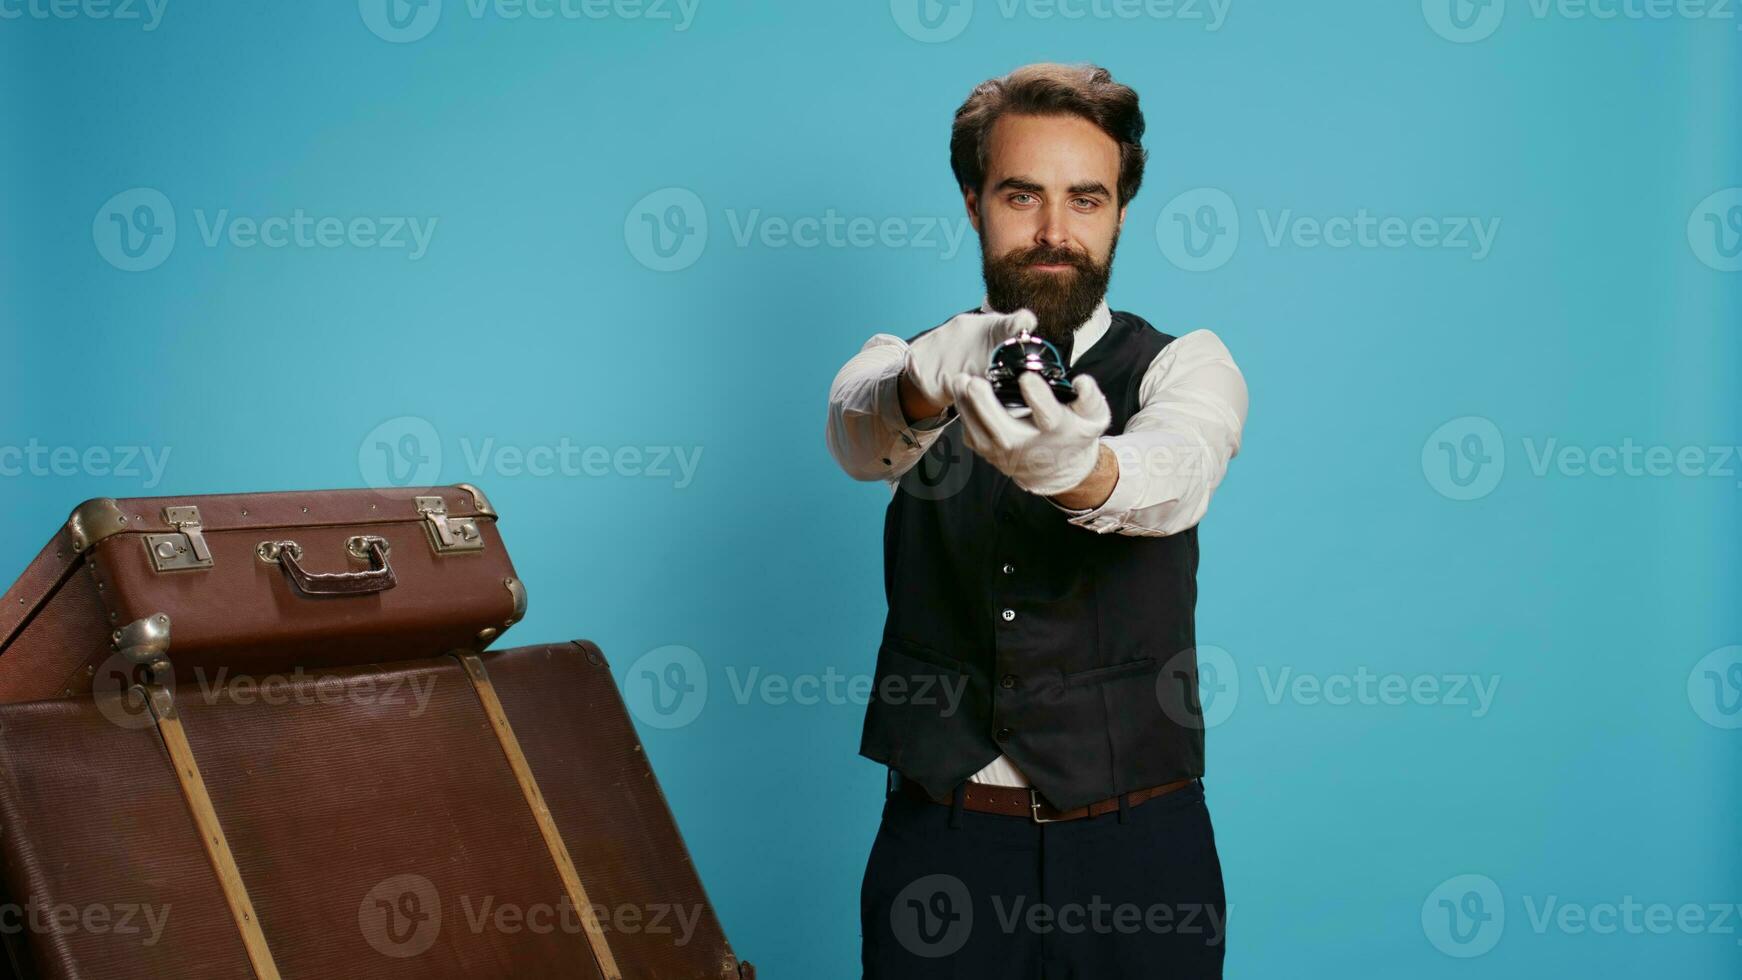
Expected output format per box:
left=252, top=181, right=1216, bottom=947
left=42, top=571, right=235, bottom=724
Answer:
left=1028, top=788, right=1061, bottom=824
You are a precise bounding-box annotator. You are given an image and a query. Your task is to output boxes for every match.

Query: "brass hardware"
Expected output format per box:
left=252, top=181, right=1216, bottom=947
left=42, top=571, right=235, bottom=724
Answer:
left=477, top=627, right=499, bottom=644
left=112, top=613, right=172, bottom=678
left=504, top=577, right=526, bottom=626
left=256, top=540, right=303, bottom=564
left=65, top=498, right=128, bottom=554
left=455, top=483, right=497, bottom=518
left=345, top=534, right=391, bottom=561
left=416, top=496, right=485, bottom=554
left=146, top=506, right=213, bottom=572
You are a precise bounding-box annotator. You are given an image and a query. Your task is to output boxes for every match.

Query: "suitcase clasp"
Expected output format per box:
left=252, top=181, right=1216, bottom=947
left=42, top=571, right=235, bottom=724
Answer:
left=144, top=506, right=214, bottom=572
left=415, top=496, right=485, bottom=554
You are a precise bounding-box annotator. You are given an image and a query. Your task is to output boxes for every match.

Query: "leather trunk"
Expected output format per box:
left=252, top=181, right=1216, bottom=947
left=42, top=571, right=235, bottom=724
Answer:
left=0, top=485, right=523, bottom=704
left=0, top=641, right=753, bottom=980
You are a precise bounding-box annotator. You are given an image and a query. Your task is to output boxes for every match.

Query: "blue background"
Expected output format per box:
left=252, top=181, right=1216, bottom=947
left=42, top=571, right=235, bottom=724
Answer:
left=3, top=1, right=1739, bottom=976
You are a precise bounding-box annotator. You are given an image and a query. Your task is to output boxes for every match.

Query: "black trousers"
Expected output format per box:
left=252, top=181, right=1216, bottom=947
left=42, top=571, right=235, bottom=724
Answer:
left=861, top=777, right=1227, bottom=979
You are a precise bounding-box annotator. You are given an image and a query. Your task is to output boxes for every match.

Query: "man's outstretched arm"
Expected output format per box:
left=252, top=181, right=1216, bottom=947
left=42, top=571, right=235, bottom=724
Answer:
left=1053, top=329, right=1248, bottom=536
left=824, top=333, right=954, bottom=483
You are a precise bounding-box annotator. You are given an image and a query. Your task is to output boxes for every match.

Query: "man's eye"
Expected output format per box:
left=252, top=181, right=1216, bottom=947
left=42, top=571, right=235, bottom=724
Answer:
left=1010, top=193, right=1037, bottom=206
left=1072, top=197, right=1099, bottom=209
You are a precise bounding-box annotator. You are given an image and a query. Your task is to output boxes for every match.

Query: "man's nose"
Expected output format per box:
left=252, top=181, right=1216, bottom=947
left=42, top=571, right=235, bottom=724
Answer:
left=1035, top=204, right=1072, bottom=248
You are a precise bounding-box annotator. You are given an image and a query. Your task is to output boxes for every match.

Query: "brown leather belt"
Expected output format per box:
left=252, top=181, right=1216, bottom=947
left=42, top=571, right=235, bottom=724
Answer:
left=899, top=776, right=1196, bottom=823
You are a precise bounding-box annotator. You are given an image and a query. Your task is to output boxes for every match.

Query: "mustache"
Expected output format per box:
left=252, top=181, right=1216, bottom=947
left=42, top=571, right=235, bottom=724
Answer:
left=1006, top=244, right=1094, bottom=269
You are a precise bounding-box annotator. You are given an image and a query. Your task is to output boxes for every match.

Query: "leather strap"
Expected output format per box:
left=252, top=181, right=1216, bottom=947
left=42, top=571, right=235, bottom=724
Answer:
left=457, top=653, right=623, bottom=980
left=140, top=683, right=284, bottom=980
left=899, top=776, right=1196, bottom=823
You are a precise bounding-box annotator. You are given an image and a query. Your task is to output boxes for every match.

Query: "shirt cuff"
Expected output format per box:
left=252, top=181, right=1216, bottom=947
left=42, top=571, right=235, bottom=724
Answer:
left=872, top=363, right=953, bottom=468
left=1055, top=440, right=1148, bottom=534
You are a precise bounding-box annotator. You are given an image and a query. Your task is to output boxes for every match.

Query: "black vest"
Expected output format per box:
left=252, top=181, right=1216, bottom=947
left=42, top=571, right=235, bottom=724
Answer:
left=858, top=309, right=1205, bottom=811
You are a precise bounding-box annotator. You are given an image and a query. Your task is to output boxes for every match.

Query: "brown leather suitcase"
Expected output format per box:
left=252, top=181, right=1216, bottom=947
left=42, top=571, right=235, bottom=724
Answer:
left=0, top=641, right=755, bottom=980
left=0, top=485, right=523, bottom=704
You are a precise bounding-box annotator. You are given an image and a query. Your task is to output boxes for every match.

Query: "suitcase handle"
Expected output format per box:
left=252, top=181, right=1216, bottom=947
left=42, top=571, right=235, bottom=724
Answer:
left=256, top=536, right=397, bottom=597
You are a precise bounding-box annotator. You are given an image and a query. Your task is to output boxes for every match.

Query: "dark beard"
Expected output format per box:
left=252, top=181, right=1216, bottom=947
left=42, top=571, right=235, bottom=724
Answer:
left=980, top=234, right=1117, bottom=345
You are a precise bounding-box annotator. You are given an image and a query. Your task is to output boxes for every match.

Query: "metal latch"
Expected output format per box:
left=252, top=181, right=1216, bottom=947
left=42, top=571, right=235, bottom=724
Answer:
left=415, top=496, right=484, bottom=554
left=144, top=505, right=214, bottom=572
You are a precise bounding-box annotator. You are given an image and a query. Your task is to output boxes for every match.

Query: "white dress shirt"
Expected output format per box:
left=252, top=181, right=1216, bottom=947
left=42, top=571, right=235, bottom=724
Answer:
left=826, top=298, right=1249, bottom=787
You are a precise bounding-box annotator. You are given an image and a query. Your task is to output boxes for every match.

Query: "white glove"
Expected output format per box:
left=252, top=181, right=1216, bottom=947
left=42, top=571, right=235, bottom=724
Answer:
left=903, top=309, right=1039, bottom=412
left=948, top=369, right=1112, bottom=497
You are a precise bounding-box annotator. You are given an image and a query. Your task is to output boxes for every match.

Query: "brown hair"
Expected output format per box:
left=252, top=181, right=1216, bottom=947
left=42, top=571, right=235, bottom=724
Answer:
left=950, top=62, right=1148, bottom=206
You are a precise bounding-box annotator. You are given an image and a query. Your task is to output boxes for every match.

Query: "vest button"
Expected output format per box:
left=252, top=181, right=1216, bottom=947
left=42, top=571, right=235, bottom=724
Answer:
left=1000, top=674, right=1017, bottom=690
left=1001, top=563, right=1016, bottom=575
left=995, top=727, right=1013, bottom=743
left=1000, top=609, right=1016, bottom=622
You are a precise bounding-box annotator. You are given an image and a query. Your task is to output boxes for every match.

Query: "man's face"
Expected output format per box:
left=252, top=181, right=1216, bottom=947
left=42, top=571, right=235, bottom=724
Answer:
left=966, top=112, right=1127, bottom=344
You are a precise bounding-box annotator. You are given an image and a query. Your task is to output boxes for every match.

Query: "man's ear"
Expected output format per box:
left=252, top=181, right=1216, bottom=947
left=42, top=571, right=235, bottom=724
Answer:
left=1117, top=203, right=1127, bottom=231
left=964, top=187, right=982, bottom=234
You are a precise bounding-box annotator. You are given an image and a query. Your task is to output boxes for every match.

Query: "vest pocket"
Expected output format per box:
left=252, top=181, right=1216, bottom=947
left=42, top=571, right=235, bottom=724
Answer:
left=879, top=635, right=966, bottom=675
left=1062, top=655, right=1157, bottom=687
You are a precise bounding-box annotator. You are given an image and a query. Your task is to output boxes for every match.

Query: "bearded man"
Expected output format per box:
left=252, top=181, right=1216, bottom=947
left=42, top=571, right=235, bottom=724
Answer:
left=825, top=62, right=1250, bottom=978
